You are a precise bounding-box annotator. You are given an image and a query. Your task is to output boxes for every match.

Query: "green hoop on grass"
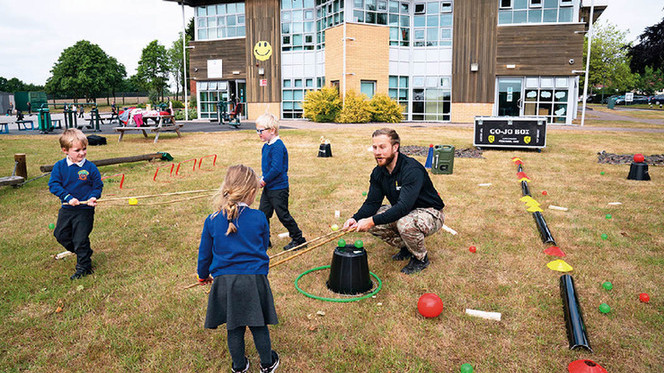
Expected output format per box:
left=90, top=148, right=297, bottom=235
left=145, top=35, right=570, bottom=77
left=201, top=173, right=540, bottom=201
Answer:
left=294, top=265, right=382, bottom=302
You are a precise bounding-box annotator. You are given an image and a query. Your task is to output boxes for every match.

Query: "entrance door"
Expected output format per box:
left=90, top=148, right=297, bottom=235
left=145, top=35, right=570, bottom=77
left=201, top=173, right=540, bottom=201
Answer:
left=497, top=78, right=523, bottom=116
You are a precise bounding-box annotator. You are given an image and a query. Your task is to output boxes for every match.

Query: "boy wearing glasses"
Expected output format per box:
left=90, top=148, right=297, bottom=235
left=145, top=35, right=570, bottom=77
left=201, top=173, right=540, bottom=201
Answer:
left=255, top=113, right=306, bottom=251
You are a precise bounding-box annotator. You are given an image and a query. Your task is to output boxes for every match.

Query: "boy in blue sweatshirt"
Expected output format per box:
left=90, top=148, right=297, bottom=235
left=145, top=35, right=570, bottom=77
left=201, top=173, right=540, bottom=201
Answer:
left=256, top=113, right=306, bottom=251
left=49, top=129, right=103, bottom=280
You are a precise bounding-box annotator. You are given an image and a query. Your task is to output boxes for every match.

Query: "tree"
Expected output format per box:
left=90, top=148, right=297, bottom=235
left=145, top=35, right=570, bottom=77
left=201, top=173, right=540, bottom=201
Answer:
left=168, top=32, right=191, bottom=101
left=582, top=21, right=636, bottom=99
left=634, top=66, right=664, bottom=95
left=136, top=40, right=170, bottom=103
left=105, top=57, right=127, bottom=105
left=186, top=17, right=194, bottom=41
left=0, top=77, right=44, bottom=92
left=45, top=40, right=124, bottom=102
left=627, top=17, right=664, bottom=74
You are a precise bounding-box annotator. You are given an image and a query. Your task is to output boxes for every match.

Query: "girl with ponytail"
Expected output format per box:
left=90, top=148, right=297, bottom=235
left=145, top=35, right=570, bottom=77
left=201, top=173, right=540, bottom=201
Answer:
left=197, top=165, right=280, bottom=373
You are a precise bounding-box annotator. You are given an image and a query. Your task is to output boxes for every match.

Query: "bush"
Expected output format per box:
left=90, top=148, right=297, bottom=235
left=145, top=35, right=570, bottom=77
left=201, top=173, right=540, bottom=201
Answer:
left=336, top=90, right=371, bottom=123
left=369, top=93, right=403, bottom=123
left=303, top=87, right=342, bottom=122
left=170, top=100, right=185, bottom=109
left=174, top=108, right=197, bottom=120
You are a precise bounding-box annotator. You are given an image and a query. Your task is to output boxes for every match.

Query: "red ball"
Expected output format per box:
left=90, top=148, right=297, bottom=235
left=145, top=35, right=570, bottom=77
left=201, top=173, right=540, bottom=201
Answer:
left=639, top=293, right=650, bottom=303
left=542, top=191, right=548, bottom=196
left=417, top=293, right=444, bottom=318
left=469, top=246, right=477, bottom=253
left=634, top=153, right=645, bottom=163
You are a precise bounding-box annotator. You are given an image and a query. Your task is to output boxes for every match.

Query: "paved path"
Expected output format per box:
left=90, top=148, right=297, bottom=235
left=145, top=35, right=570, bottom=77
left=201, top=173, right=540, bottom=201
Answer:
left=1, top=108, right=663, bottom=136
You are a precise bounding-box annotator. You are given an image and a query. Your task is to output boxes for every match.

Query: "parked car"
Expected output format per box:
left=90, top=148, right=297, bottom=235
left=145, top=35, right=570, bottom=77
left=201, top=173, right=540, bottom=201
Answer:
left=615, top=95, right=649, bottom=105
left=650, top=94, right=664, bottom=105
left=601, top=95, right=620, bottom=104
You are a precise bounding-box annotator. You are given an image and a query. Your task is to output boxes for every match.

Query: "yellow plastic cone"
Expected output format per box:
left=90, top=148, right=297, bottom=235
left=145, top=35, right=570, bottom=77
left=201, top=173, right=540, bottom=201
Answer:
left=520, top=196, right=536, bottom=203
left=547, top=259, right=573, bottom=272
left=526, top=205, right=544, bottom=212
left=524, top=199, right=541, bottom=207
left=518, top=177, right=531, bottom=182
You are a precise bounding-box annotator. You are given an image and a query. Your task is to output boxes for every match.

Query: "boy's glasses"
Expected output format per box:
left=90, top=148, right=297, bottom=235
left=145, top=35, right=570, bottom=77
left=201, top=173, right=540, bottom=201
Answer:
left=256, top=129, right=266, bottom=134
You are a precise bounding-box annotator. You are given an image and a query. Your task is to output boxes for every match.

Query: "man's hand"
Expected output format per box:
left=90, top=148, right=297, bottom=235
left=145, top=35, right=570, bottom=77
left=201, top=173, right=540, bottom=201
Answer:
left=87, top=197, right=97, bottom=207
left=68, top=198, right=80, bottom=206
left=355, top=217, right=375, bottom=232
left=198, top=276, right=213, bottom=285
left=342, top=218, right=357, bottom=231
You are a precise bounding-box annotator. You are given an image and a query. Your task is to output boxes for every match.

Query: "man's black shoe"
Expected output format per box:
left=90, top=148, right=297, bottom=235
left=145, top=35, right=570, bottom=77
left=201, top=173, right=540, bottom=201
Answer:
left=70, top=268, right=94, bottom=280
left=283, top=237, right=307, bottom=251
left=401, top=254, right=429, bottom=275
left=391, top=247, right=413, bottom=261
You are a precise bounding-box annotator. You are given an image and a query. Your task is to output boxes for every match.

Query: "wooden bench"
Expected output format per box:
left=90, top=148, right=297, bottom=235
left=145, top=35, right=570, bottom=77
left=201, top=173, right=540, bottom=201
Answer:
left=16, top=120, right=35, bottom=131
left=114, top=115, right=182, bottom=143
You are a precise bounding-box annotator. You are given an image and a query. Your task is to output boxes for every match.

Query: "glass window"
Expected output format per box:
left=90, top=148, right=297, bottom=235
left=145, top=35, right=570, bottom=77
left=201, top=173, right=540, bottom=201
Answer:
left=414, top=3, right=425, bottom=14
left=361, top=80, right=376, bottom=98
left=530, top=0, right=542, bottom=8
left=500, top=0, right=512, bottom=9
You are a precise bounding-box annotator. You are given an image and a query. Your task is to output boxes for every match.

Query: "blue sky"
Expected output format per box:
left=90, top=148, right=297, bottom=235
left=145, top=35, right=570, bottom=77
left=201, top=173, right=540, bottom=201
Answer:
left=0, top=0, right=662, bottom=86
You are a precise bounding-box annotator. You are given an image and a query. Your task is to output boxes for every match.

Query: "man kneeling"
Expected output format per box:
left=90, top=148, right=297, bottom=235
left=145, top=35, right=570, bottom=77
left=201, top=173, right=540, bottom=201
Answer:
left=342, top=128, right=445, bottom=274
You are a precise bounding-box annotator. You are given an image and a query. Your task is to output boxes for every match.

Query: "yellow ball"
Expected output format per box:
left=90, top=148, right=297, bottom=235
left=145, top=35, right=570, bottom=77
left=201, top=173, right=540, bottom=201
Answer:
left=128, top=197, right=138, bottom=205
left=331, top=224, right=339, bottom=231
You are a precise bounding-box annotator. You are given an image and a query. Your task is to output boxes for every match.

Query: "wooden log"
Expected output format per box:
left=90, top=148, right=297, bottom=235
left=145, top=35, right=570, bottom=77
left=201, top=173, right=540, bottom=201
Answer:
left=14, top=154, right=27, bottom=179
left=40, top=153, right=164, bottom=172
left=0, top=176, right=25, bottom=187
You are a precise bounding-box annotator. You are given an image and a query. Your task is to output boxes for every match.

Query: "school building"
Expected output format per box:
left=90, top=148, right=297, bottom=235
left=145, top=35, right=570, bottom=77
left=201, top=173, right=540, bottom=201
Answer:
left=166, top=0, right=606, bottom=124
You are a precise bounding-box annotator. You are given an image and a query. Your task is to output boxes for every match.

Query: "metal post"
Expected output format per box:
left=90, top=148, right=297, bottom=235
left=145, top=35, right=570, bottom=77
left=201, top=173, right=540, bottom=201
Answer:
left=580, top=0, right=595, bottom=127
left=182, top=3, right=189, bottom=121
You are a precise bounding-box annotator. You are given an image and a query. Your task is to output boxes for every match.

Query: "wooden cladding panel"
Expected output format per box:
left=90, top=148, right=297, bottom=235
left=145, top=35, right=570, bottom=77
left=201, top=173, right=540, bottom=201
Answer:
left=496, top=24, right=585, bottom=76
left=189, top=39, right=246, bottom=81
left=245, top=0, right=281, bottom=103
left=452, top=0, right=497, bottom=103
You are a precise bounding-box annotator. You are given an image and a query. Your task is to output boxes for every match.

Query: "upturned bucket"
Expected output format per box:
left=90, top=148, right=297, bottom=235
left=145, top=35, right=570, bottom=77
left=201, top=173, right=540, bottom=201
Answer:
left=326, top=244, right=373, bottom=295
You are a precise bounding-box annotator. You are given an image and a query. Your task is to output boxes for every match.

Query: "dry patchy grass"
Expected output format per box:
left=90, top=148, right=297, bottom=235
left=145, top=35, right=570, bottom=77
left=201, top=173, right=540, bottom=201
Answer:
left=0, top=126, right=662, bottom=372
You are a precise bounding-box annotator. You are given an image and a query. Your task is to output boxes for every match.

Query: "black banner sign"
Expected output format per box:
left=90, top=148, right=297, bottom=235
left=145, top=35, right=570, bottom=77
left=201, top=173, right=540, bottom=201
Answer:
left=473, top=117, right=547, bottom=149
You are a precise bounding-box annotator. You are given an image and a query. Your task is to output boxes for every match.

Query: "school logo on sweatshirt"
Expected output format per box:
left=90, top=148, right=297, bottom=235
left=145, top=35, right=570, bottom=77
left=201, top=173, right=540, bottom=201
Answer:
left=78, top=169, right=89, bottom=181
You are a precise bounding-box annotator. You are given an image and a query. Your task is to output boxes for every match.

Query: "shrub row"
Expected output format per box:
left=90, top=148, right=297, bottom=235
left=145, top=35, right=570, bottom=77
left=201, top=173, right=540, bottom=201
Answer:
left=303, top=87, right=403, bottom=123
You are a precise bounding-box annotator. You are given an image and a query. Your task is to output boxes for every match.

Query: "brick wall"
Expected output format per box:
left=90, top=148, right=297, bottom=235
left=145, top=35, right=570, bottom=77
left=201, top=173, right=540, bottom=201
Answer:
left=325, top=24, right=389, bottom=95
left=451, top=103, right=494, bottom=123
left=247, top=102, right=281, bottom=121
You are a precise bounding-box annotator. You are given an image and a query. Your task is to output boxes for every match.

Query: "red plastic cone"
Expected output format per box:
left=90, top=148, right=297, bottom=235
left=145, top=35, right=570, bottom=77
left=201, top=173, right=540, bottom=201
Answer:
left=568, top=360, right=608, bottom=373
left=544, top=246, right=566, bottom=257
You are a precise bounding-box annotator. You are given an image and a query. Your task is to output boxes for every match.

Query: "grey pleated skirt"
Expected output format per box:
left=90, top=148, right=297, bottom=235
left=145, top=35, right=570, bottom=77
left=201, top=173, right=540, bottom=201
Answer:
left=204, top=274, right=279, bottom=330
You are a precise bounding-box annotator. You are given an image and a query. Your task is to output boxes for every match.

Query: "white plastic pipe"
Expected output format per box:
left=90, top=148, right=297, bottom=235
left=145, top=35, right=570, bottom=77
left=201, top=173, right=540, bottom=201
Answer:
left=442, top=224, right=457, bottom=235
left=465, top=309, right=502, bottom=321
left=548, top=205, right=569, bottom=211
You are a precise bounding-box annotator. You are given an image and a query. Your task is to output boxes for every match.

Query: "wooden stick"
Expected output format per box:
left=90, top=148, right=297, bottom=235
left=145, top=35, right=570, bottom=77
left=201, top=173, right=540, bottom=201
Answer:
left=67, top=188, right=216, bottom=205
left=268, top=229, right=344, bottom=259
left=183, top=282, right=203, bottom=290
left=269, top=229, right=352, bottom=269
left=133, top=193, right=214, bottom=206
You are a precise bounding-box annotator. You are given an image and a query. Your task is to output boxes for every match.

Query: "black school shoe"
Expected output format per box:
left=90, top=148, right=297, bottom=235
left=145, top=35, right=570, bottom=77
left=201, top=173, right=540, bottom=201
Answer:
left=400, top=254, right=429, bottom=275
left=260, top=351, right=280, bottom=373
left=283, top=237, right=307, bottom=251
left=391, top=247, right=413, bottom=261
left=231, top=356, right=249, bottom=373
left=70, top=268, right=94, bottom=280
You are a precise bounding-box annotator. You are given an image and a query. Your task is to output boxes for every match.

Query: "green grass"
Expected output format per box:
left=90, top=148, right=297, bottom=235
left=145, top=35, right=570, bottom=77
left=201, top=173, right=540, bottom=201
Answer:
left=0, top=122, right=663, bottom=372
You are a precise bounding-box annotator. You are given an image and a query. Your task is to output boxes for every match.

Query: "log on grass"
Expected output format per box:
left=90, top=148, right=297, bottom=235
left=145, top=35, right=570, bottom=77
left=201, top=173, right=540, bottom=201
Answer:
left=40, top=153, right=167, bottom=172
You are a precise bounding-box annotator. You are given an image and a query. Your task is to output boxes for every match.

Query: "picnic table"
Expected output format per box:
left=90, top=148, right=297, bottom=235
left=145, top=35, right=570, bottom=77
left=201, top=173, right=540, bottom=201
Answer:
left=114, top=115, right=182, bottom=143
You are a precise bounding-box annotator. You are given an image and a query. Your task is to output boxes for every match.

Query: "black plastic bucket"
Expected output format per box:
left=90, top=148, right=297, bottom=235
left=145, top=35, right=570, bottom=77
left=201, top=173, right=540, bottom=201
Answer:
left=327, top=244, right=373, bottom=295
left=627, top=162, right=651, bottom=180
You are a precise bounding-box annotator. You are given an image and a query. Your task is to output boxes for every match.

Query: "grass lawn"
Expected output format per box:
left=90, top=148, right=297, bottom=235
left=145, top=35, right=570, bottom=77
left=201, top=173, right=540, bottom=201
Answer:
left=0, top=123, right=662, bottom=372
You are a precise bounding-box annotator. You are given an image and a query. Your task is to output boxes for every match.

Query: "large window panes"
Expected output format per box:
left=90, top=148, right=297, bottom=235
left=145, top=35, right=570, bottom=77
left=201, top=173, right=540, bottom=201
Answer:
left=197, top=82, right=227, bottom=119
left=498, top=0, right=575, bottom=25
left=412, top=76, right=451, bottom=121
left=388, top=75, right=409, bottom=115
left=282, top=0, right=317, bottom=51
left=282, top=78, right=314, bottom=118
left=196, top=3, right=246, bottom=40
left=315, top=0, right=344, bottom=49
left=523, top=76, right=569, bottom=123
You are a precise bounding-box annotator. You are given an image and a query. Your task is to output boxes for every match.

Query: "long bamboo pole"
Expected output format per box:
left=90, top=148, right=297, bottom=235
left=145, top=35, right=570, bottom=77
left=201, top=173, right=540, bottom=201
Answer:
left=67, top=188, right=216, bottom=205
left=268, top=229, right=344, bottom=260
left=269, top=229, right=352, bottom=269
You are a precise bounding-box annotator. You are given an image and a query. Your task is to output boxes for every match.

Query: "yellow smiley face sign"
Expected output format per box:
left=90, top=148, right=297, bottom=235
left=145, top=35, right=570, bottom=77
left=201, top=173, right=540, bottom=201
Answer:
left=253, top=41, right=272, bottom=61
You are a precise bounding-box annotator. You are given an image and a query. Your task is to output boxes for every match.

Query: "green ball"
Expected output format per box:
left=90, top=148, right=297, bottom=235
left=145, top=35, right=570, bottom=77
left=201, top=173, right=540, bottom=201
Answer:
left=602, top=281, right=613, bottom=290
left=338, top=239, right=346, bottom=247
left=48, top=223, right=55, bottom=229
left=362, top=191, right=367, bottom=196
left=600, top=171, right=605, bottom=175
left=605, top=214, right=612, bottom=219
left=599, top=303, right=611, bottom=314
left=354, top=240, right=363, bottom=249
left=601, top=233, right=608, bottom=240
left=460, top=363, right=474, bottom=373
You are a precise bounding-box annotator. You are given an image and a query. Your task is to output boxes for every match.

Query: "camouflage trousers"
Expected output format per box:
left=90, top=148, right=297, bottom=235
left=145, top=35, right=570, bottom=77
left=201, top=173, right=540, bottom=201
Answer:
left=368, top=205, right=445, bottom=261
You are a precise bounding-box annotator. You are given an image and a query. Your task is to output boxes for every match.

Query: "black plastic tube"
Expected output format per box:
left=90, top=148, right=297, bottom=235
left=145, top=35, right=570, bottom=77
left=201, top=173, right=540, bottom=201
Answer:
left=560, top=274, right=593, bottom=352
left=521, top=180, right=531, bottom=196
left=533, top=211, right=556, bottom=245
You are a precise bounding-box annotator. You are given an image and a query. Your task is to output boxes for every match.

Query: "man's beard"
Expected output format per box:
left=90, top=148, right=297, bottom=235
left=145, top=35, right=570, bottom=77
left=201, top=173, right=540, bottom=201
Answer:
left=375, top=152, right=395, bottom=167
